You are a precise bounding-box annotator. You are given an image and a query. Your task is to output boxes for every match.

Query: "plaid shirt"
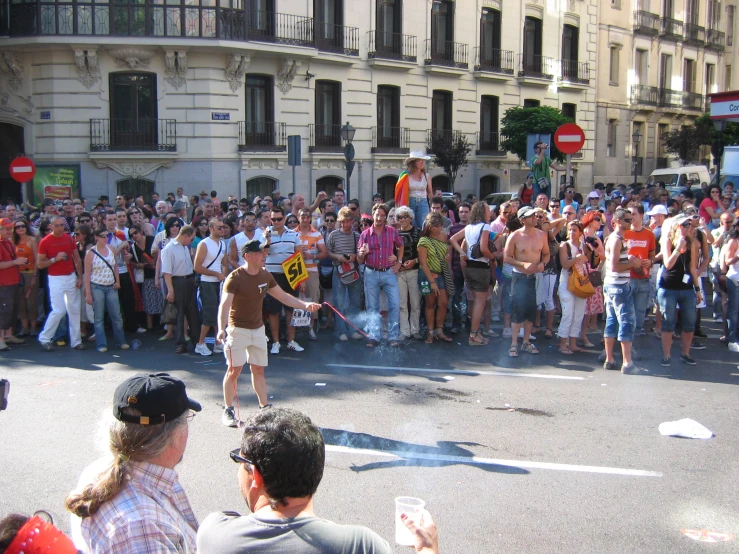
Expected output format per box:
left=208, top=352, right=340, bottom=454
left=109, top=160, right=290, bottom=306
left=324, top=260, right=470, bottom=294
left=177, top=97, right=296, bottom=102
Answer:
left=72, top=460, right=198, bottom=554
left=358, top=224, right=403, bottom=270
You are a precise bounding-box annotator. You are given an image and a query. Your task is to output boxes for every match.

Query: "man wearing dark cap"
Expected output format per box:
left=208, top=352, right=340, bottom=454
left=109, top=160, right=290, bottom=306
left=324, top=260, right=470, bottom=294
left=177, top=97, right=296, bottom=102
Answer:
left=66, top=372, right=201, bottom=554
left=218, top=240, right=320, bottom=427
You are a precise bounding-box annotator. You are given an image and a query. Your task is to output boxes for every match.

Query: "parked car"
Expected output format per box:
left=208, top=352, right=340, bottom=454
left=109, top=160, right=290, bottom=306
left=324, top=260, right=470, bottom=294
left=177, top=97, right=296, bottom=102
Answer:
left=484, top=192, right=515, bottom=207
left=645, top=165, right=711, bottom=188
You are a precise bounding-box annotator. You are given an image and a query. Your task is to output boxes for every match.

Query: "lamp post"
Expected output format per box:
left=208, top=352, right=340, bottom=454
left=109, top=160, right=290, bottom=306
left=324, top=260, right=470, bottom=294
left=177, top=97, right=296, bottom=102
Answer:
left=713, top=119, right=726, bottom=187
left=341, top=121, right=356, bottom=200
left=632, top=129, right=642, bottom=188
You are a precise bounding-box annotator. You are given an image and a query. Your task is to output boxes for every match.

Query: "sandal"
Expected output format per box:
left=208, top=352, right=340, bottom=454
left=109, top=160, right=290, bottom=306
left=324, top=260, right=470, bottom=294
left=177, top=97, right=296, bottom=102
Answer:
left=365, top=339, right=378, bottom=348
left=559, top=348, right=574, bottom=355
left=435, top=328, right=453, bottom=342
left=508, top=344, right=519, bottom=357
left=531, top=326, right=540, bottom=334
left=544, top=328, right=553, bottom=339
left=521, top=342, right=539, bottom=354
left=580, top=340, right=595, bottom=348
left=425, top=332, right=435, bottom=344
left=469, top=330, right=488, bottom=346
left=569, top=346, right=583, bottom=353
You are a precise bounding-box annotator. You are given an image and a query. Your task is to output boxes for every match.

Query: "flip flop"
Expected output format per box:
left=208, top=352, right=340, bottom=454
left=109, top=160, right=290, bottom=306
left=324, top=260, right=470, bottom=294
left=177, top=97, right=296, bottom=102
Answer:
left=544, top=329, right=553, bottom=339
left=559, top=348, right=574, bottom=355
left=159, top=335, right=174, bottom=342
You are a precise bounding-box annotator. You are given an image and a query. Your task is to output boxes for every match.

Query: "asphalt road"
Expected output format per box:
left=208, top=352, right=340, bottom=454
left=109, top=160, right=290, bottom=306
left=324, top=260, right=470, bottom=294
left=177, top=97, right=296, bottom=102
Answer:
left=1, top=323, right=738, bottom=553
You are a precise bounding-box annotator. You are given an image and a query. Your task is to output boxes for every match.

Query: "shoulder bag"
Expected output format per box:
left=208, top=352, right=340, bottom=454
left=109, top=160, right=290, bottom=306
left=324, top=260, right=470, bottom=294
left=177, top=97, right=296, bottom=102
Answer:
left=566, top=243, right=595, bottom=299
left=131, top=243, right=145, bottom=284
left=195, top=240, right=222, bottom=286
left=470, top=223, right=495, bottom=260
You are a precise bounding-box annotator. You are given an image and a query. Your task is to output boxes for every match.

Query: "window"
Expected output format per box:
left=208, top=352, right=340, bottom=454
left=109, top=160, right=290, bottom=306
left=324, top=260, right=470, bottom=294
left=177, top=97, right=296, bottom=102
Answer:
left=523, top=99, right=540, bottom=108
left=248, top=0, right=276, bottom=37
left=728, top=6, right=735, bottom=46
left=707, top=1, right=721, bottom=31
left=480, top=8, right=501, bottom=66
left=561, top=24, right=579, bottom=80
left=244, top=74, right=274, bottom=147
left=606, top=119, right=617, bottom=157
left=705, top=64, right=715, bottom=94
left=315, top=0, right=343, bottom=51
left=109, top=72, right=157, bottom=150
left=726, top=66, right=733, bottom=91
left=432, top=174, right=449, bottom=192
left=612, top=0, right=621, bottom=9
left=376, top=0, right=402, bottom=55
left=562, top=103, right=576, bottom=122
left=431, top=1, right=454, bottom=60
left=480, top=175, right=499, bottom=198
left=377, top=175, right=396, bottom=203
left=685, top=0, right=698, bottom=25
left=315, top=80, right=341, bottom=148
left=431, top=90, right=453, bottom=135
left=247, top=177, right=277, bottom=199
left=633, top=122, right=644, bottom=158
left=658, top=123, right=669, bottom=157
left=377, top=85, right=401, bottom=148
left=683, top=59, right=696, bottom=92
left=635, top=49, right=648, bottom=85
left=663, top=0, right=674, bottom=18
left=117, top=178, right=155, bottom=204
left=316, top=176, right=343, bottom=198
left=522, top=17, right=543, bottom=73
left=480, top=95, right=499, bottom=150
left=659, top=53, right=672, bottom=89
left=609, top=46, right=619, bottom=84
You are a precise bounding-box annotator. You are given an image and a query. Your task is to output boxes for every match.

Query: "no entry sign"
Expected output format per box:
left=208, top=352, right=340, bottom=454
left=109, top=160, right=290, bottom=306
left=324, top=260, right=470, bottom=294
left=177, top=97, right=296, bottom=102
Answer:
left=9, top=157, right=36, bottom=183
left=554, top=124, right=586, bottom=155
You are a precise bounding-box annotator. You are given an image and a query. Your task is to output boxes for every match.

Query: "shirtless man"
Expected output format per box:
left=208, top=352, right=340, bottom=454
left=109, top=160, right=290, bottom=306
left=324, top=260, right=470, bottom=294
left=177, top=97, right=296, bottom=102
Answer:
left=503, top=206, right=550, bottom=357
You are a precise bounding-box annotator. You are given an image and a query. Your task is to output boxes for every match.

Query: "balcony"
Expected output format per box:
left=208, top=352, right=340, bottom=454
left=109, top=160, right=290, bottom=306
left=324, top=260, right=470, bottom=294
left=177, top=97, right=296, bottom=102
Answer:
left=517, top=54, right=555, bottom=85
left=367, top=31, right=417, bottom=63
left=315, top=22, right=359, bottom=56
left=684, top=22, right=705, bottom=45
left=559, top=59, right=590, bottom=87
left=90, top=119, right=176, bottom=152
left=706, top=29, right=725, bottom=50
left=633, top=10, right=660, bottom=35
left=476, top=132, right=506, bottom=156
left=658, top=88, right=683, bottom=108
left=7, top=1, right=314, bottom=47
left=660, top=17, right=683, bottom=40
left=681, top=91, right=704, bottom=111
left=238, top=121, right=286, bottom=153
left=426, top=129, right=464, bottom=146
left=472, top=47, right=514, bottom=79
left=309, top=124, right=343, bottom=153
left=630, top=84, right=659, bottom=107
left=371, top=127, right=410, bottom=154
left=424, top=39, right=469, bottom=70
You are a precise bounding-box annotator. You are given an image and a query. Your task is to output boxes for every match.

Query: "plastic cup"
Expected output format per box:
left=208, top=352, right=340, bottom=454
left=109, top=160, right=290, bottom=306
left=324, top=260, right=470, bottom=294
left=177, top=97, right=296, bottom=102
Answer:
left=394, top=497, right=425, bottom=546
left=131, top=339, right=141, bottom=350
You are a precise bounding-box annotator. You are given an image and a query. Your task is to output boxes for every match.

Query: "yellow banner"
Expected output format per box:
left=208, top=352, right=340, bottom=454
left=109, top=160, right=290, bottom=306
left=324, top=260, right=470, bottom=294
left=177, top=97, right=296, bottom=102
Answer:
left=282, top=251, right=308, bottom=290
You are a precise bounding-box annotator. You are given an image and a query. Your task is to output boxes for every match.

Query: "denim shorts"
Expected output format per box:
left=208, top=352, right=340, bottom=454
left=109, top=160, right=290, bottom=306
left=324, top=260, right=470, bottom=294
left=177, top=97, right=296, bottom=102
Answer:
left=656, top=287, right=697, bottom=333
left=510, top=272, right=536, bottom=323
left=420, top=272, right=445, bottom=292
left=603, top=282, right=635, bottom=342
left=501, top=275, right=512, bottom=315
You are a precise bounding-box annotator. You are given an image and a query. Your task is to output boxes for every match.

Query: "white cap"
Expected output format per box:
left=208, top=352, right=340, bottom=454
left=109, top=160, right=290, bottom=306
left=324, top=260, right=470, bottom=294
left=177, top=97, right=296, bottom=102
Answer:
left=586, top=191, right=600, bottom=200
left=646, top=205, right=668, bottom=216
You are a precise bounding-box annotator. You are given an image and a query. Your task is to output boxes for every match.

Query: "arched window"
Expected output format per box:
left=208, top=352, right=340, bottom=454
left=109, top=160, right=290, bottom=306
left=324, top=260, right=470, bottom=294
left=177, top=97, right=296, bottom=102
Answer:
left=247, top=176, right=277, bottom=199
left=431, top=174, right=449, bottom=193
left=117, top=177, right=155, bottom=203
left=316, top=176, right=344, bottom=198
left=480, top=175, right=499, bottom=198
left=377, top=175, right=396, bottom=204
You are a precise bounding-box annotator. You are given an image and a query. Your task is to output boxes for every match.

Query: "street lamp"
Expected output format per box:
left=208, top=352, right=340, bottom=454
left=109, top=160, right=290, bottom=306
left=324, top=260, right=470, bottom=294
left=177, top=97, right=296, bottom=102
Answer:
left=713, top=119, right=726, bottom=187
left=632, top=129, right=642, bottom=187
left=341, top=121, right=356, bottom=200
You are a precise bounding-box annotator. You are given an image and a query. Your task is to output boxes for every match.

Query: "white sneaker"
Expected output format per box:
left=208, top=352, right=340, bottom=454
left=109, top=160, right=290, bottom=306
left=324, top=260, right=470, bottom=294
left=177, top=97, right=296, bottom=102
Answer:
left=351, top=332, right=363, bottom=340
left=492, top=313, right=501, bottom=322
left=270, top=342, right=280, bottom=354
left=502, top=328, right=512, bottom=338
left=729, top=342, right=739, bottom=353
left=222, top=407, right=239, bottom=427
left=308, top=328, right=317, bottom=341
left=518, top=328, right=524, bottom=338
left=194, top=343, right=212, bottom=356
left=213, top=343, right=224, bottom=354
left=286, top=340, right=304, bottom=352
left=338, top=334, right=349, bottom=341
left=136, top=327, right=147, bottom=334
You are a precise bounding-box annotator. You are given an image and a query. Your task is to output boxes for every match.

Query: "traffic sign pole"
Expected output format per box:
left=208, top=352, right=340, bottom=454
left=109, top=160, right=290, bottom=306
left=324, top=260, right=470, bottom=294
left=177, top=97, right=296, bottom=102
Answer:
left=565, top=154, right=572, bottom=192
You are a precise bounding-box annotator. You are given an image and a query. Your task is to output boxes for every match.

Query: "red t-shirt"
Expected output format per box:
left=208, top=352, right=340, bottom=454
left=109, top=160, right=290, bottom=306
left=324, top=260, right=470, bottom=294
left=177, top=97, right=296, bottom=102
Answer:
left=0, top=238, right=21, bottom=286
left=38, top=233, right=76, bottom=276
left=625, top=227, right=656, bottom=279
left=698, top=197, right=717, bottom=223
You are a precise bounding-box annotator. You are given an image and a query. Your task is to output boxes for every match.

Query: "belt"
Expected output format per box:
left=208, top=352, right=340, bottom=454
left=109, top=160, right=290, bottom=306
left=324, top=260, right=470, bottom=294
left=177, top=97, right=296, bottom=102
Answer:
left=172, top=274, right=194, bottom=279
left=366, top=266, right=390, bottom=272
left=512, top=272, right=536, bottom=280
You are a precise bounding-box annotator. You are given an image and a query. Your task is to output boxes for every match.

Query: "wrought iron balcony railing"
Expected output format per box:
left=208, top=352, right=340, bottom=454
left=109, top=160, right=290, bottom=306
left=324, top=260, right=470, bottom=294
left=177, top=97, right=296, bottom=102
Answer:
left=476, top=132, right=506, bottom=155
left=560, top=59, right=590, bottom=84
left=309, top=124, right=343, bottom=152
left=315, top=21, right=359, bottom=55
left=367, top=31, right=417, bottom=62
left=517, top=54, right=555, bottom=79
left=633, top=10, right=660, bottom=35
left=424, top=39, right=468, bottom=69
left=90, top=119, right=176, bottom=152
left=681, top=91, right=704, bottom=111
left=659, top=88, right=683, bottom=108
left=631, top=84, right=659, bottom=106
left=660, top=17, right=683, bottom=39
left=371, top=126, right=410, bottom=153
left=706, top=28, right=725, bottom=49
left=684, top=22, right=705, bottom=45
left=238, top=121, right=286, bottom=152
left=473, top=47, right=514, bottom=74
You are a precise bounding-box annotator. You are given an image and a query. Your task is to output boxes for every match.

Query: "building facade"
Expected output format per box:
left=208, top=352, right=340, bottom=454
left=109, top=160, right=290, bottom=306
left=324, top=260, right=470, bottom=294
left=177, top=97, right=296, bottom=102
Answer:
left=594, top=0, right=736, bottom=185
left=0, top=0, right=597, bottom=207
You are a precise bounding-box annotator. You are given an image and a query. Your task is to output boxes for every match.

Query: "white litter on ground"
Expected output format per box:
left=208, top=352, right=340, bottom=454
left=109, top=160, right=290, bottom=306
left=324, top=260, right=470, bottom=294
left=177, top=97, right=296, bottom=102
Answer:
left=659, top=418, right=714, bottom=439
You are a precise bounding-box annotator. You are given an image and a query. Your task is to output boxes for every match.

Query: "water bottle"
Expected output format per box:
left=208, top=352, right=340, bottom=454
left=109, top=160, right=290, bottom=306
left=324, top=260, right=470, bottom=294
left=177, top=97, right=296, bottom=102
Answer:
left=131, top=339, right=141, bottom=350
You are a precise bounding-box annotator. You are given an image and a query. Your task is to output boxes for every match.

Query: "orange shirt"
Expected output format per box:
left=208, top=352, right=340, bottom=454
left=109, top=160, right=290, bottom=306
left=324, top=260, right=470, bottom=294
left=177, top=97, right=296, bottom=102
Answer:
left=15, top=238, right=35, bottom=272
left=625, top=227, right=656, bottom=279
left=298, top=227, right=324, bottom=271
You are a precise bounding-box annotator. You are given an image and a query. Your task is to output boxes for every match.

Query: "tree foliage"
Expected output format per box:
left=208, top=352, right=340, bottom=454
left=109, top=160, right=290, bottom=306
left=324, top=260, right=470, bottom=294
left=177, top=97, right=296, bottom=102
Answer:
left=500, top=106, right=574, bottom=163
left=426, top=131, right=472, bottom=191
left=662, top=113, right=739, bottom=166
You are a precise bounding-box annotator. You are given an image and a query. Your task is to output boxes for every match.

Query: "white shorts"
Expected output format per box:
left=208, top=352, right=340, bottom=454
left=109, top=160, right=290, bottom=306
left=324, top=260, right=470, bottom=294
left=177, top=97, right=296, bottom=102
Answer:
left=224, top=325, right=269, bottom=368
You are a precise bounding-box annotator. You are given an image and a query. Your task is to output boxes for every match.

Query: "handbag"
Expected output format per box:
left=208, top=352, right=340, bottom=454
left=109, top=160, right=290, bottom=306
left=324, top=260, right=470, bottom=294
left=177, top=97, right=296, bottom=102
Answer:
left=336, top=231, right=359, bottom=285
left=585, top=244, right=603, bottom=288
left=131, top=244, right=145, bottom=284
left=162, top=301, right=178, bottom=325
left=566, top=243, right=595, bottom=299
left=470, top=223, right=495, bottom=260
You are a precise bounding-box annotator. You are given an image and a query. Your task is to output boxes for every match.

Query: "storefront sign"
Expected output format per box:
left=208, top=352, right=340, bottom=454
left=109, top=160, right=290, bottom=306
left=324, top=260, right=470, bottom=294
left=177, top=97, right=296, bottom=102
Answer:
left=32, top=165, right=81, bottom=206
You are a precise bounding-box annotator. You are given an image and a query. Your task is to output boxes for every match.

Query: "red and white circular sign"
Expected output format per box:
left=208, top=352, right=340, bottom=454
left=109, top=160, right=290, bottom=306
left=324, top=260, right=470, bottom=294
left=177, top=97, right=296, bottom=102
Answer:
left=554, top=123, right=586, bottom=155
left=9, top=156, right=36, bottom=183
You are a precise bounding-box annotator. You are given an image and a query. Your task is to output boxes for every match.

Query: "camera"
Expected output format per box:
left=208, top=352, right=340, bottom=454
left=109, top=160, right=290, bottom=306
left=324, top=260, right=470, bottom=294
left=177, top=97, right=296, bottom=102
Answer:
left=585, top=236, right=598, bottom=246
left=0, top=379, right=9, bottom=411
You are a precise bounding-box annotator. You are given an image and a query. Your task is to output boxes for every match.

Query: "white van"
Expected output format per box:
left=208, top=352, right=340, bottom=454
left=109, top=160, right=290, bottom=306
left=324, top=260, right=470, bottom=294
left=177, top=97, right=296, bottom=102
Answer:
left=645, top=165, right=711, bottom=188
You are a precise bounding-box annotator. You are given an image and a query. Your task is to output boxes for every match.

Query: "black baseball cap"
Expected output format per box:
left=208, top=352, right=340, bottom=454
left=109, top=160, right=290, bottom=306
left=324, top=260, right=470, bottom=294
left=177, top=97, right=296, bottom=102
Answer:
left=113, top=373, right=201, bottom=425
left=241, top=239, right=267, bottom=255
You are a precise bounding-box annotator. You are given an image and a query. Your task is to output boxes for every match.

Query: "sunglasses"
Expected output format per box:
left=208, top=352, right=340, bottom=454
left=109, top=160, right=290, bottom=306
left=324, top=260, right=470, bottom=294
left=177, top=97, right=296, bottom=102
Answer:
left=623, top=218, right=633, bottom=223
left=325, top=219, right=336, bottom=223
left=566, top=190, right=575, bottom=194
left=171, top=223, right=181, bottom=228
left=230, top=448, right=256, bottom=468
left=229, top=207, right=238, bottom=211
left=199, top=222, right=208, bottom=226
left=350, top=207, right=358, bottom=211
left=79, top=219, right=91, bottom=223
left=594, top=217, right=602, bottom=223
left=271, top=217, right=284, bottom=222
left=14, top=225, right=26, bottom=229
left=681, top=221, right=692, bottom=228
left=96, top=233, right=107, bottom=238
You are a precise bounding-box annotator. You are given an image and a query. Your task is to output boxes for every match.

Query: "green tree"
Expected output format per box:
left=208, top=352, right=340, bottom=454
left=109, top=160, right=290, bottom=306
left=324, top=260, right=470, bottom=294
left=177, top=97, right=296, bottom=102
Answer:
left=662, top=125, right=710, bottom=165
left=500, top=106, right=573, bottom=163
left=426, top=131, right=472, bottom=191
left=694, top=112, right=739, bottom=146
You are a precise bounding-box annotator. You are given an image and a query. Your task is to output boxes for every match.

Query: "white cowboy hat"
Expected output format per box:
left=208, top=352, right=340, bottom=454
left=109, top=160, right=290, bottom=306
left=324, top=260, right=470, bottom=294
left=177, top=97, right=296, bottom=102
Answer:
left=404, top=150, right=432, bottom=165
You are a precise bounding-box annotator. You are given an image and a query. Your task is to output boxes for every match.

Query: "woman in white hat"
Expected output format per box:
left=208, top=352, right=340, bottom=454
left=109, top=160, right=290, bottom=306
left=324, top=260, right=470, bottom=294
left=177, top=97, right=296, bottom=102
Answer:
left=394, top=151, right=433, bottom=229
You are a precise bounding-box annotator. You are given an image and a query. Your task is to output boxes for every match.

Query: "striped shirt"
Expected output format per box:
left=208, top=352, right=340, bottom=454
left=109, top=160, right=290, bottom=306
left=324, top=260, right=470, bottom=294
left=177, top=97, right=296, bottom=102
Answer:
left=605, top=233, right=630, bottom=285
left=71, top=460, right=198, bottom=554
left=326, top=229, right=360, bottom=266
left=264, top=227, right=301, bottom=274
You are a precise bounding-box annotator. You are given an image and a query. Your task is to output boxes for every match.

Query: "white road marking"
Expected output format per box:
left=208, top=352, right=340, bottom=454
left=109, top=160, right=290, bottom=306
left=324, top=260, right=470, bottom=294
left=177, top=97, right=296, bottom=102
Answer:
left=326, top=445, right=662, bottom=477
left=327, top=364, right=584, bottom=380
left=557, top=134, right=583, bottom=142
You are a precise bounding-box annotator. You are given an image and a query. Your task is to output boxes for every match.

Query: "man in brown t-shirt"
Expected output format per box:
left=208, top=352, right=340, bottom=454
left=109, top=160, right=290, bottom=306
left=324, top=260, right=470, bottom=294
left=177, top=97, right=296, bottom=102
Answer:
left=218, top=239, right=320, bottom=427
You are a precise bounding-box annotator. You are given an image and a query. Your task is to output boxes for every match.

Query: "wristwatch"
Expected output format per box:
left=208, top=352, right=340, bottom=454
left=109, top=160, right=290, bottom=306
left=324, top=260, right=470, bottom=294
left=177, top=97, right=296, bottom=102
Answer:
left=693, top=286, right=700, bottom=292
